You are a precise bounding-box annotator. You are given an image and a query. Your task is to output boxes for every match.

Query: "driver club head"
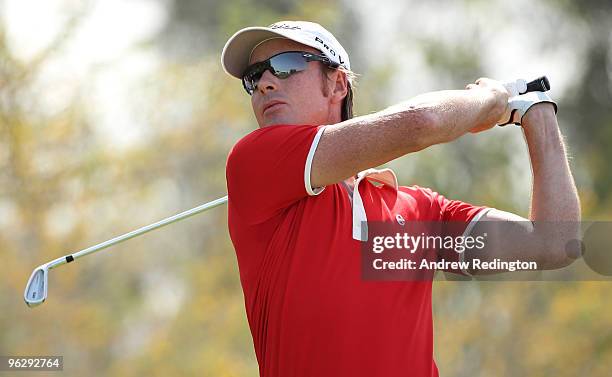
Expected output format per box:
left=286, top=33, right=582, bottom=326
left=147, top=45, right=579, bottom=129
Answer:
left=24, top=265, right=49, bottom=307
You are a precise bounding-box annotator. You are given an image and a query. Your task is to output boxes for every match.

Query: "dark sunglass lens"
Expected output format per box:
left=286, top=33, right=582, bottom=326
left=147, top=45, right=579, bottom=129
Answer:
left=242, top=79, right=254, bottom=94
left=241, top=52, right=311, bottom=95
left=269, top=52, right=308, bottom=78
left=242, top=63, right=266, bottom=94
left=244, top=66, right=264, bottom=82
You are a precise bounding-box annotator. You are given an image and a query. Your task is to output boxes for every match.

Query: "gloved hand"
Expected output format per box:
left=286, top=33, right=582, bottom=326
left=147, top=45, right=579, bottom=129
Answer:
left=498, top=91, right=558, bottom=126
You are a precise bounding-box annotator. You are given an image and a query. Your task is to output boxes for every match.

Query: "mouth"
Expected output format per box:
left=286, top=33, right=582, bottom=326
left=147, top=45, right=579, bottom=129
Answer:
left=262, top=101, right=286, bottom=115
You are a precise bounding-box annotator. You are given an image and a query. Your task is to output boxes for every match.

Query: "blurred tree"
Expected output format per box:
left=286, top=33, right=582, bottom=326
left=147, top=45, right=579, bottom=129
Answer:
left=551, top=0, right=612, bottom=215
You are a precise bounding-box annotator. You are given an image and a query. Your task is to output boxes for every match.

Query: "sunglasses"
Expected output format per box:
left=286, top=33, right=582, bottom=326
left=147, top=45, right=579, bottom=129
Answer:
left=242, top=51, right=339, bottom=95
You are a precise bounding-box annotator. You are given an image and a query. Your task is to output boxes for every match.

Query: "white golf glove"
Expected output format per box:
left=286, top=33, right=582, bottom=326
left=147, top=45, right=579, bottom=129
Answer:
left=498, top=91, right=557, bottom=126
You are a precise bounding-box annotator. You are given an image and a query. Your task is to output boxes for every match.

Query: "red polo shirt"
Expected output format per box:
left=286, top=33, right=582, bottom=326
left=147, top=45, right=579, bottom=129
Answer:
left=226, top=124, right=487, bottom=377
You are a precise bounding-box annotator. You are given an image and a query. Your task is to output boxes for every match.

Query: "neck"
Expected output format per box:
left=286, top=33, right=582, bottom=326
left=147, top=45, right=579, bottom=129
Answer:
left=327, top=107, right=342, bottom=125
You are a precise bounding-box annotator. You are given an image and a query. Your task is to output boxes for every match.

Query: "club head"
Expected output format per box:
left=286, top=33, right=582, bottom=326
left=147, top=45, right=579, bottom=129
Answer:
left=24, top=265, right=48, bottom=308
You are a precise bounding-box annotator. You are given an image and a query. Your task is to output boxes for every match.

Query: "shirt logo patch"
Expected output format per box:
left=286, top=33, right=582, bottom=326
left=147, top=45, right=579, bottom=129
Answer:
left=396, top=214, right=406, bottom=226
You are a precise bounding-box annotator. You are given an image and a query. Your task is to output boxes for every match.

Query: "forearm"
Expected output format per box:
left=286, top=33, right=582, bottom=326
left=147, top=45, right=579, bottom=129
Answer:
left=390, top=88, right=505, bottom=144
left=522, top=105, right=581, bottom=268
left=312, top=88, right=504, bottom=186
left=458, top=106, right=581, bottom=274
left=523, top=106, right=581, bottom=222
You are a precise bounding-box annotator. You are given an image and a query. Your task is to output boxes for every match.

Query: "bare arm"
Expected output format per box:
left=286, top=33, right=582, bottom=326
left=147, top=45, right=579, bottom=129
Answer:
left=465, top=104, right=581, bottom=273
left=310, top=81, right=508, bottom=187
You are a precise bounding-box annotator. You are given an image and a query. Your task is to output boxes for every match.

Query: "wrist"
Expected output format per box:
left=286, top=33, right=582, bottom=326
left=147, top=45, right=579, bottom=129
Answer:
left=521, top=103, right=557, bottom=132
left=474, top=88, right=507, bottom=128
left=487, top=87, right=509, bottom=119
left=521, top=109, right=562, bottom=151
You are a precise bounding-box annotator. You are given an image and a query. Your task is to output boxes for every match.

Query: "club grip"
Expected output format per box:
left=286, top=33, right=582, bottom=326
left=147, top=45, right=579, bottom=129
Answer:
left=504, top=76, right=550, bottom=96
left=526, top=76, right=550, bottom=93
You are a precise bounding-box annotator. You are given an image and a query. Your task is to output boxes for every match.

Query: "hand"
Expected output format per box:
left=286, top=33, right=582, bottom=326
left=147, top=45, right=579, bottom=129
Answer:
left=499, top=91, right=558, bottom=126
left=465, top=77, right=510, bottom=133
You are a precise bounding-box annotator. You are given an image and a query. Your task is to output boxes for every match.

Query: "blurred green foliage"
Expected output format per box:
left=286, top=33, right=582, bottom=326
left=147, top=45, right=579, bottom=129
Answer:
left=1, top=0, right=611, bottom=376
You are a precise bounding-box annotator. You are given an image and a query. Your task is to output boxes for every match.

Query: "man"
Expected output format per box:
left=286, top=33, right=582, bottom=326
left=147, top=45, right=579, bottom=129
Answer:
left=221, top=21, right=580, bottom=376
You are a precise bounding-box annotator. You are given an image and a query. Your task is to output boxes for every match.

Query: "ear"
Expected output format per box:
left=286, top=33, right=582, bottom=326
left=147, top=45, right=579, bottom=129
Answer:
left=329, top=70, right=349, bottom=105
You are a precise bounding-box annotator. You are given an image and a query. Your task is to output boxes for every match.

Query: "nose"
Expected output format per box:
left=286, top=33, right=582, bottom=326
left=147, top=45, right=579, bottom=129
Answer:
left=256, top=69, right=279, bottom=95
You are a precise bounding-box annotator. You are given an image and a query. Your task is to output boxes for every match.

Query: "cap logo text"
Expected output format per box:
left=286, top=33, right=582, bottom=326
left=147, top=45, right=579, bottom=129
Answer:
left=270, top=23, right=301, bottom=30
left=315, top=36, right=345, bottom=65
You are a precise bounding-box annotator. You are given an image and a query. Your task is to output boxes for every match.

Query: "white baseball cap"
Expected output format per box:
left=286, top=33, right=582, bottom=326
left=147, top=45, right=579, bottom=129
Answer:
left=221, top=21, right=351, bottom=79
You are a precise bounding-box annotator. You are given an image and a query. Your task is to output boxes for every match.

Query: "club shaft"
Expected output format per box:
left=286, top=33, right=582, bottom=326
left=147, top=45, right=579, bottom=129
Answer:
left=49, top=195, right=228, bottom=270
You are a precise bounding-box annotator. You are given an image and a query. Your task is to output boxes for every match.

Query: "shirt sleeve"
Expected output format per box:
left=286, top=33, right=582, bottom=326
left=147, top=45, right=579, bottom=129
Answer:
left=226, top=124, right=326, bottom=225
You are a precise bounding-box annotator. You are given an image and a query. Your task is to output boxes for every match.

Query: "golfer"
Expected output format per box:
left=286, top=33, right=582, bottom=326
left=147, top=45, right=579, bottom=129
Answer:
left=221, top=21, right=580, bottom=377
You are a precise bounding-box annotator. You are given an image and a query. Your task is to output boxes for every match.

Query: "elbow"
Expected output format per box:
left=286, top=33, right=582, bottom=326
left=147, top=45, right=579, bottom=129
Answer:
left=536, top=225, right=582, bottom=270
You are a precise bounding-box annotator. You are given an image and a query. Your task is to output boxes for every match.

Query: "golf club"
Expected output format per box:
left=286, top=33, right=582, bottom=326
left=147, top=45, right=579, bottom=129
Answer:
left=24, top=195, right=228, bottom=307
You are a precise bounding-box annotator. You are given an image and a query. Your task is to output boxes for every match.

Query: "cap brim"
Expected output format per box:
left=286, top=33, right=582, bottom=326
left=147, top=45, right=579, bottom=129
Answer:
left=221, top=27, right=315, bottom=79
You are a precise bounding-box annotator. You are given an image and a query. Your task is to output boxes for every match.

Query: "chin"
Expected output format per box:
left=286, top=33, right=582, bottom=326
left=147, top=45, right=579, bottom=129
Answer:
left=262, top=115, right=290, bottom=127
